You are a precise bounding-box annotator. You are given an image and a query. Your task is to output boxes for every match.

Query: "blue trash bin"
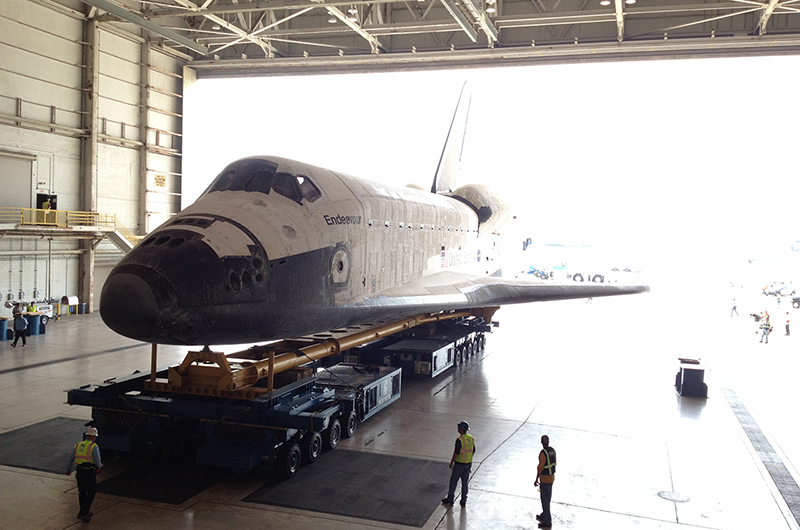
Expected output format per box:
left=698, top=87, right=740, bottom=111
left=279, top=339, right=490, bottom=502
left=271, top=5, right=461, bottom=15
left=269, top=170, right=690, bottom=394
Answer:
left=0, top=319, right=7, bottom=341
left=25, top=315, right=41, bottom=336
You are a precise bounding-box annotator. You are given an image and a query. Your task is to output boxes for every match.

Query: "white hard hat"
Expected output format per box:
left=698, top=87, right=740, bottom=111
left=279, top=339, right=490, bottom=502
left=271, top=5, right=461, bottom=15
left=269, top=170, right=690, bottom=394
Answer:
left=85, top=427, right=99, bottom=437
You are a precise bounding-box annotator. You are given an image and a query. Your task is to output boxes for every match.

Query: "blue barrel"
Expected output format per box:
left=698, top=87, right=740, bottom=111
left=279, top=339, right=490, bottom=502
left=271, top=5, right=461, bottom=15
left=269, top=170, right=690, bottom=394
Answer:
left=25, top=314, right=41, bottom=336
left=0, top=319, right=7, bottom=341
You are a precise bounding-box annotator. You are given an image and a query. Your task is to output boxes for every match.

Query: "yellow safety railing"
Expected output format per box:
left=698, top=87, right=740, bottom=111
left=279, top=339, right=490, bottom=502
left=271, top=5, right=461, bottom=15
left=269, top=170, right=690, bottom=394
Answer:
left=0, top=207, right=142, bottom=246
left=114, top=216, right=141, bottom=247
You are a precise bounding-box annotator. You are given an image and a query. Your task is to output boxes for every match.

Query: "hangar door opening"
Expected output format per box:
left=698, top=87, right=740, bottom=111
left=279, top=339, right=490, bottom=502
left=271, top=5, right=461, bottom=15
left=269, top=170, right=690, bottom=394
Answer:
left=0, top=154, right=34, bottom=209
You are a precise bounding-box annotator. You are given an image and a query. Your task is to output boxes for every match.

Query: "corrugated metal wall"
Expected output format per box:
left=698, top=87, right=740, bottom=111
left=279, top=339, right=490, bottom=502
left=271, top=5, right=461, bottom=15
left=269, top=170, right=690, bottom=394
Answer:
left=0, top=0, right=187, bottom=310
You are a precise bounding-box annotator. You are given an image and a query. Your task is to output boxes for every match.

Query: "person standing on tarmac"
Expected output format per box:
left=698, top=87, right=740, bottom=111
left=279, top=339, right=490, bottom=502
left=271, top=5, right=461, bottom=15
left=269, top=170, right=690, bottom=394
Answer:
left=11, top=314, right=27, bottom=347
left=786, top=312, right=791, bottom=336
left=66, top=427, right=103, bottom=522
left=442, top=421, right=475, bottom=507
left=535, top=434, right=557, bottom=528
left=760, top=311, right=772, bottom=344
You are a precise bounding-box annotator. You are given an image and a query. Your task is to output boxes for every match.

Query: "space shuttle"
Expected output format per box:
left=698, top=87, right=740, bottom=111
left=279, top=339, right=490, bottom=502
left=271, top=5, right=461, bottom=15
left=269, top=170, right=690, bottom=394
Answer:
left=100, top=85, right=648, bottom=346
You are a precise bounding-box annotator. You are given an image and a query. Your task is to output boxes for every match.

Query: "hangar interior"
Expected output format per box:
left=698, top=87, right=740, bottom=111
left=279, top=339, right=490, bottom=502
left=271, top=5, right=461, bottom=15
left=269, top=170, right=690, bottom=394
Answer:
left=3, top=0, right=800, bottom=310
left=2, top=0, right=800, bottom=529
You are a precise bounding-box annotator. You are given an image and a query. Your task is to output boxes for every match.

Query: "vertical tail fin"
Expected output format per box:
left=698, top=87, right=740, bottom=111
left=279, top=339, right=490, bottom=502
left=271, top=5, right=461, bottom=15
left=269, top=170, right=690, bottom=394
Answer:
left=431, top=83, right=472, bottom=194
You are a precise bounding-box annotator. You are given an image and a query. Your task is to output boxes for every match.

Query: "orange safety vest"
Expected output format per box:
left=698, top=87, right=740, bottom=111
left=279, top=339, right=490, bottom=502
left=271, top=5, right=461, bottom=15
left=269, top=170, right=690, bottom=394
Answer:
left=74, top=440, right=97, bottom=467
left=455, top=434, right=475, bottom=464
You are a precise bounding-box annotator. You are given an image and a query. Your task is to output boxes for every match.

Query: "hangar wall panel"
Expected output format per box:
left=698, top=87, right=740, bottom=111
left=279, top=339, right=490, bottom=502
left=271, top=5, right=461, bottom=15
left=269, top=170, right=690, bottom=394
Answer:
left=97, top=144, right=140, bottom=230
left=0, top=0, right=187, bottom=311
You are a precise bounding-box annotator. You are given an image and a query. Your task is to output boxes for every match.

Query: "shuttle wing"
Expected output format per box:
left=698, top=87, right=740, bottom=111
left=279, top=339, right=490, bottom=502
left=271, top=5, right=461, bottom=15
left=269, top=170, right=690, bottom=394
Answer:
left=353, top=270, right=649, bottom=310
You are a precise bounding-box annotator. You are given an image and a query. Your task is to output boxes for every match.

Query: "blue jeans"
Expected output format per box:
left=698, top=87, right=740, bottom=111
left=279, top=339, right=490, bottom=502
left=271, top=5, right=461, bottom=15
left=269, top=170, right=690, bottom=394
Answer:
left=447, top=462, right=471, bottom=503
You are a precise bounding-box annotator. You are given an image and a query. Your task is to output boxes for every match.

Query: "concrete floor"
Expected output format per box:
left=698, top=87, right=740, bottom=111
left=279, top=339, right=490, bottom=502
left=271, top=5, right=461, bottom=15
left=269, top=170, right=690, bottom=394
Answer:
left=0, top=290, right=798, bottom=530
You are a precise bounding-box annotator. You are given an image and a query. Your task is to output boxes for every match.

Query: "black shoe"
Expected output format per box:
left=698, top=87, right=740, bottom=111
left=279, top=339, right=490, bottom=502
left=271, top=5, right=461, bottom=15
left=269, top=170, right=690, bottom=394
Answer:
left=536, top=514, right=543, bottom=521
left=441, top=498, right=454, bottom=505
left=538, top=523, right=551, bottom=528
left=10, top=343, right=15, bottom=348
left=81, top=512, right=93, bottom=522
left=460, top=500, right=466, bottom=507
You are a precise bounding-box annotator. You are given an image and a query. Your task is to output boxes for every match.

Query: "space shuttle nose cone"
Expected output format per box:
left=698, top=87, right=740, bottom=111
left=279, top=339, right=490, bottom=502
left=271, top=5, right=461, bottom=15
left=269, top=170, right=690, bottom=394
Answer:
left=100, top=272, right=160, bottom=340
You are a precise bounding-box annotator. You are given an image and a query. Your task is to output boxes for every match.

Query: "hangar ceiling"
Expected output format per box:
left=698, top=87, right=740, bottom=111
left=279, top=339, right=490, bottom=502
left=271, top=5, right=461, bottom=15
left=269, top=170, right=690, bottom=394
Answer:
left=63, top=0, right=800, bottom=76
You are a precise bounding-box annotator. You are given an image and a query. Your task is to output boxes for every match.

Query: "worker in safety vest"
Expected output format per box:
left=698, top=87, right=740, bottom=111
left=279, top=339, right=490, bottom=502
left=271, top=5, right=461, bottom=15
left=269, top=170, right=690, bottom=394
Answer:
left=441, top=421, right=476, bottom=507
left=66, top=427, right=103, bottom=522
left=534, top=434, right=557, bottom=528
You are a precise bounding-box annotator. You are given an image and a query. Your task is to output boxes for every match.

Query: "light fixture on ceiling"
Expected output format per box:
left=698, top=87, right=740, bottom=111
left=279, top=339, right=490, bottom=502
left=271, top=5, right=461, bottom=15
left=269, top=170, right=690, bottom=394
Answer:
left=348, top=6, right=358, bottom=14
left=328, top=16, right=336, bottom=23
left=486, top=4, right=495, bottom=12
left=625, top=0, right=636, bottom=4
left=600, top=0, right=610, bottom=5
left=212, top=23, right=221, bottom=30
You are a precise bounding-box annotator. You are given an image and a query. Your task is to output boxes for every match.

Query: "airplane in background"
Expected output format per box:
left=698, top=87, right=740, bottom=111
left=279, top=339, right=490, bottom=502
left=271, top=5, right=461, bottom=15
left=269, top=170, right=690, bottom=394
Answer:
left=100, top=86, right=648, bottom=346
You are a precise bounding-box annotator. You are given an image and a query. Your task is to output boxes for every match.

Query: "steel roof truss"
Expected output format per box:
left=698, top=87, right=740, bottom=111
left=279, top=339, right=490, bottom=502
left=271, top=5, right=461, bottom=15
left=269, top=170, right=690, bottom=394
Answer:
left=459, top=0, right=500, bottom=42
left=614, top=0, right=624, bottom=42
left=171, top=0, right=279, bottom=57
left=439, top=0, right=479, bottom=42
left=209, top=7, right=314, bottom=55
left=640, top=5, right=764, bottom=38
left=326, top=6, right=385, bottom=53
left=78, top=0, right=209, bottom=53
left=758, top=0, right=781, bottom=34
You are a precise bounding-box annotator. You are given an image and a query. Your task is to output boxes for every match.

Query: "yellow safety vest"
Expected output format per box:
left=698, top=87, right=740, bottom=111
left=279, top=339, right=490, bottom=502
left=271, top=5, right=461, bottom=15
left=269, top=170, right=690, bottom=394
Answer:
left=455, top=434, right=474, bottom=464
left=74, top=440, right=97, bottom=467
left=541, top=447, right=556, bottom=475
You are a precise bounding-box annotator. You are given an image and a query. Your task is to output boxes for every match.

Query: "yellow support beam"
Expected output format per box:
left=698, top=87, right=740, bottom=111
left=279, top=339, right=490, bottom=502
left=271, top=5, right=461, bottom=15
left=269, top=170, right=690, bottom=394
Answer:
left=142, top=308, right=498, bottom=400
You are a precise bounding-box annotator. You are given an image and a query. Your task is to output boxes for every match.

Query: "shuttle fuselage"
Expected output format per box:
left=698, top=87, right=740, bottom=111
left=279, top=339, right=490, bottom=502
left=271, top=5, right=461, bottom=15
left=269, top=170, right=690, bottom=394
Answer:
left=101, top=156, right=495, bottom=345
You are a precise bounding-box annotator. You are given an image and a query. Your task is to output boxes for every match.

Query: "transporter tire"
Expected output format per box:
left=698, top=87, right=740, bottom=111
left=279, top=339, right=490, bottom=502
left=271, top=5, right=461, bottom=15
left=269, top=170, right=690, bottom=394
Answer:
left=468, top=341, right=475, bottom=358
left=573, top=273, right=584, bottom=282
left=324, top=418, right=341, bottom=450
left=278, top=442, right=302, bottom=478
left=40, top=315, right=50, bottom=326
left=343, top=411, right=358, bottom=438
left=794, top=300, right=800, bottom=309
left=592, top=274, right=604, bottom=283
left=302, top=431, right=323, bottom=463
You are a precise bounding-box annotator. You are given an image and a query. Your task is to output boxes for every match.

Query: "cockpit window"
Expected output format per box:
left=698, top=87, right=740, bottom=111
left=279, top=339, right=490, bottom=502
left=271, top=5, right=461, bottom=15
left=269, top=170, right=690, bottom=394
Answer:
left=244, top=169, right=274, bottom=193
left=273, top=172, right=301, bottom=203
left=297, top=175, right=322, bottom=202
left=204, top=159, right=322, bottom=205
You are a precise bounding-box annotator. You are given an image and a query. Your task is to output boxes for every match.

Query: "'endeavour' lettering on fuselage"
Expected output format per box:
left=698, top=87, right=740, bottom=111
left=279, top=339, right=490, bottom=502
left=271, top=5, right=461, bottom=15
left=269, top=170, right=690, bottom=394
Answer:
left=324, top=214, right=362, bottom=226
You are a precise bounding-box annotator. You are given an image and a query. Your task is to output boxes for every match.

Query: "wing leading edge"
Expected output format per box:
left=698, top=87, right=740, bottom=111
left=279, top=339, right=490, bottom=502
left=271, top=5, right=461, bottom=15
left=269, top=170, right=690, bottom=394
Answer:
left=351, top=270, right=649, bottom=310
